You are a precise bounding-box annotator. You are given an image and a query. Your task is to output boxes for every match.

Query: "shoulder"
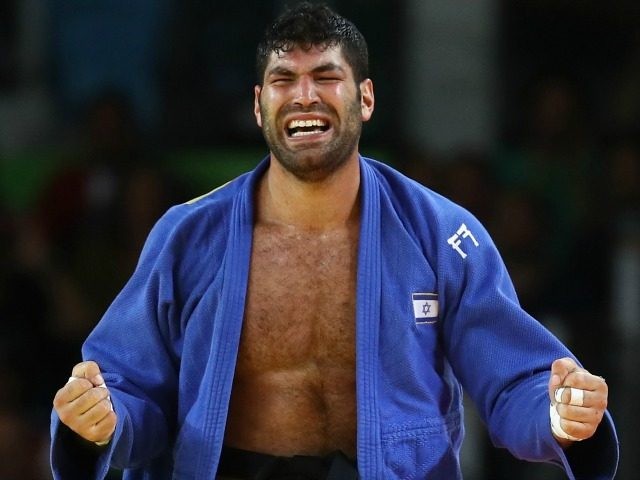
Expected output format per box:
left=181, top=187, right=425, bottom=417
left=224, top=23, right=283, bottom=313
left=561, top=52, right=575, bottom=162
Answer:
left=362, top=156, right=480, bottom=237
left=140, top=169, right=254, bottom=267
left=362, top=157, right=503, bottom=275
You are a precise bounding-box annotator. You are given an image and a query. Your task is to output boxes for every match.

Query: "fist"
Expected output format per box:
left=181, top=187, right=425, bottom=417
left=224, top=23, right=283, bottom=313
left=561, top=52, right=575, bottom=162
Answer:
left=53, top=361, right=117, bottom=445
left=548, top=357, right=608, bottom=446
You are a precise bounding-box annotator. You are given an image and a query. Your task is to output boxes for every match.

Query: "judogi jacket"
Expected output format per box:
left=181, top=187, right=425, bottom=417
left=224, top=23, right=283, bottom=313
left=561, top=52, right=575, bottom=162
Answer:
left=50, top=156, right=619, bottom=479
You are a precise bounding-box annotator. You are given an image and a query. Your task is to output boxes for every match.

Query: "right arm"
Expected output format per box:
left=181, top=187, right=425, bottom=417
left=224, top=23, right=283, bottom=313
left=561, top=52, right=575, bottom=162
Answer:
left=50, top=206, right=186, bottom=479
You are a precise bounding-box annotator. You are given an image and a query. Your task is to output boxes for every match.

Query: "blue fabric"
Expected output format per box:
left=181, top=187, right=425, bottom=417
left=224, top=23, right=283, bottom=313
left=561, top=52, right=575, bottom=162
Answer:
left=50, top=156, right=619, bottom=479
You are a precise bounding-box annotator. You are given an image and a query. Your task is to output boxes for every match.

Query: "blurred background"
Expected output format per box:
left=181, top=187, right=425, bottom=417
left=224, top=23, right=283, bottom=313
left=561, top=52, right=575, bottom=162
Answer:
left=0, top=0, right=638, bottom=478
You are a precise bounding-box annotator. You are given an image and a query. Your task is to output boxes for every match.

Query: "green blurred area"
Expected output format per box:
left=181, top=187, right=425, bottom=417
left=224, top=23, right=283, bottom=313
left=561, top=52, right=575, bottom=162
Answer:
left=0, top=146, right=394, bottom=213
left=163, top=147, right=266, bottom=196
left=0, top=149, right=66, bottom=212
left=0, top=148, right=264, bottom=212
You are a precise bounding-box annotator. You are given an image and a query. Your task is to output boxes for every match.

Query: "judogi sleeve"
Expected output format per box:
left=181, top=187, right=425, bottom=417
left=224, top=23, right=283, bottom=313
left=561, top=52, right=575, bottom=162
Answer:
left=50, top=205, right=187, bottom=479
left=437, top=210, right=618, bottom=479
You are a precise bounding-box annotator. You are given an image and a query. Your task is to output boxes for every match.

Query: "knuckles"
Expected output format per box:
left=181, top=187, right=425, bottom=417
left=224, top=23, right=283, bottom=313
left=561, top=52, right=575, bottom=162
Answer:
left=86, top=386, right=110, bottom=403
left=94, top=397, right=114, bottom=416
left=56, top=407, right=75, bottom=426
left=560, top=419, right=595, bottom=440
left=56, top=397, right=115, bottom=443
left=54, top=384, right=111, bottom=425
left=86, top=413, right=116, bottom=443
left=71, top=360, right=100, bottom=378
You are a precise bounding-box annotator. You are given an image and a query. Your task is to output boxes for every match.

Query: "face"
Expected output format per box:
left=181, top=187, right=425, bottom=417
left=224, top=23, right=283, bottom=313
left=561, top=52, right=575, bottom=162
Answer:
left=254, top=45, right=374, bottom=182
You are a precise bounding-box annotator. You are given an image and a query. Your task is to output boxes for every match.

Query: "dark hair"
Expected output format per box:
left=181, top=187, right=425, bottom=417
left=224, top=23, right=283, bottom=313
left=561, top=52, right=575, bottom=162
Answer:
left=256, top=2, right=369, bottom=84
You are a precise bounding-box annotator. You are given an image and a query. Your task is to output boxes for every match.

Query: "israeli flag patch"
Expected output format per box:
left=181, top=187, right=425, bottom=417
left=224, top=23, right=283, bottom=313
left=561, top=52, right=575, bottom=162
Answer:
left=412, top=293, right=439, bottom=324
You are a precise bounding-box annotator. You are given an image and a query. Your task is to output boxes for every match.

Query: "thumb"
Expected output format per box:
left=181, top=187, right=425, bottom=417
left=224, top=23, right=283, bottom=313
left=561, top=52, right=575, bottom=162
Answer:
left=548, top=357, right=577, bottom=402
left=71, top=360, right=105, bottom=387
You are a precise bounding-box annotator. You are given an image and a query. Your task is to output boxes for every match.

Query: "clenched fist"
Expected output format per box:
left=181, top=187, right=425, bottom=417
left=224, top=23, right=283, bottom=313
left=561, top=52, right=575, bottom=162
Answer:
left=548, top=357, right=608, bottom=447
left=53, top=361, right=117, bottom=445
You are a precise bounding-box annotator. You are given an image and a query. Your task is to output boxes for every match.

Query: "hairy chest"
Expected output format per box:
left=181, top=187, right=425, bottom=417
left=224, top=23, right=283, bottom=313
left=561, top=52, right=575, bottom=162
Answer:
left=237, top=224, right=359, bottom=374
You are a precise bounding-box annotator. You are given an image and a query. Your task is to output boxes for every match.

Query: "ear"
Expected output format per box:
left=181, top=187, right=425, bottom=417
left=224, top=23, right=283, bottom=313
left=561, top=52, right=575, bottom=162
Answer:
left=254, top=85, right=263, bottom=127
left=359, top=79, right=375, bottom=122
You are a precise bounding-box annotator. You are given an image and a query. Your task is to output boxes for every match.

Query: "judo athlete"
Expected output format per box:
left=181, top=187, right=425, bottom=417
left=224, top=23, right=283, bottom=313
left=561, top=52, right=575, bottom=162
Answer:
left=51, top=3, right=619, bottom=479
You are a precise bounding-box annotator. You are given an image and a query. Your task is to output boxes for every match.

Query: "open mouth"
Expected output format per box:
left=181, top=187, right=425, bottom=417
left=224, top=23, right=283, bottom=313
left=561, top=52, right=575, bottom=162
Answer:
left=286, top=118, right=331, bottom=138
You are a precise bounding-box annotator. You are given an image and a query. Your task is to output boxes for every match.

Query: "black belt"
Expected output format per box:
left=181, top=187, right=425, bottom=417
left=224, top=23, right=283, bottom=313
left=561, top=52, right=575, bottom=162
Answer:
left=216, top=446, right=358, bottom=480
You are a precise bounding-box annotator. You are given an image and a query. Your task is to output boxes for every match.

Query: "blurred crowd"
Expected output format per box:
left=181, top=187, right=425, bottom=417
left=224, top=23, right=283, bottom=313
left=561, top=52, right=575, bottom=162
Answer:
left=1, top=2, right=639, bottom=479
left=0, top=92, right=189, bottom=479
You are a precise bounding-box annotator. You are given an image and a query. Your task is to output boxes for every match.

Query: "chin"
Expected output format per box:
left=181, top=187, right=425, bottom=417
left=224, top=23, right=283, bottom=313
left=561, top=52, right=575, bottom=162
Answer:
left=280, top=153, right=348, bottom=182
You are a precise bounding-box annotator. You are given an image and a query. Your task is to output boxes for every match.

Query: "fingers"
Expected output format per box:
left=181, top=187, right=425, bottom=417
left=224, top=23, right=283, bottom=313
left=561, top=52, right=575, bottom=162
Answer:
left=548, top=357, right=608, bottom=444
left=83, top=409, right=117, bottom=444
left=556, top=402, right=604, bottom=425
left=551, top=357, right=578, bottom=377
left=553, top=371, right=608, bottom=409
left=554, top=386, right=584, bottom=406
left=549, top=357, right=580, bottom=390
left=54, top=383, right=116, bottom=443
left=56, top=361, right=108, bottom=408
left=81, top=397, right=112, bottom=425
left=54, top=361, right=117, bottom=444
left=547, top=358, right=602, bottom=403
left=552, top=410, right=596, bottom=441
left=57, top=376, right=93, bottom=403
left=71, top=360, right=105, bottom=387
left=65, top=380, right=111, bottom=415
left=560, top=369, right=607, bottom=391
left=66, top=398, right=117, bottom=445
left=552, top=400, right=606, bottom=442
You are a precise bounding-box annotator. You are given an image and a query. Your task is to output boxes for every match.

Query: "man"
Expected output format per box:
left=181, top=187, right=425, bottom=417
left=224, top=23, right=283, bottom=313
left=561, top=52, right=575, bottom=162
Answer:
left=51, top=3, right=618, bottom=479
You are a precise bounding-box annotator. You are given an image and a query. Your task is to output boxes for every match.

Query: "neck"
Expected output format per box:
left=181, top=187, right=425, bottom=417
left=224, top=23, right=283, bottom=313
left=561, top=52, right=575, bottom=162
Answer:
left=256, top=155, right=361, bottom=229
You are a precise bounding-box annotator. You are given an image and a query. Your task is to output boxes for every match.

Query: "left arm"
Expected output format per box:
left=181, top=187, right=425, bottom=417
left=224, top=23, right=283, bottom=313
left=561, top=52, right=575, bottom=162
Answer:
left=437, top=212, right=618, bottom=478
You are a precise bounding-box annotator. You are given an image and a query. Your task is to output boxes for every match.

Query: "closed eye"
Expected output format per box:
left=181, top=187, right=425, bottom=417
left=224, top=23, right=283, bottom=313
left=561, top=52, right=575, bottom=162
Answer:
left=270, top=77, right=293, bottom=85
left=316, top=76, right=342, bottom=84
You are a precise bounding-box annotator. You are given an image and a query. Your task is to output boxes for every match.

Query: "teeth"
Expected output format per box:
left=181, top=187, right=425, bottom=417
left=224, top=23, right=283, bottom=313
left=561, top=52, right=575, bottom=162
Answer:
left=287, top=119, right=326, bottom=129
left=292, top=130, right=321, bottom=137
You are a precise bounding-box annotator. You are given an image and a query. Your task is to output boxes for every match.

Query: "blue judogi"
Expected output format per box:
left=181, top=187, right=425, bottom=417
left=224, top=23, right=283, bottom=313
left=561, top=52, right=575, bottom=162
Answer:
left=51, top=156, right=618, bottom=479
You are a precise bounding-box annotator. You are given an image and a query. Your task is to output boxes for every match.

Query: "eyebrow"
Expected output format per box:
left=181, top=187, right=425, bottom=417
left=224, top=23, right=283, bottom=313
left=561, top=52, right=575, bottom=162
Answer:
left=266, top=62, right=347, bottom=78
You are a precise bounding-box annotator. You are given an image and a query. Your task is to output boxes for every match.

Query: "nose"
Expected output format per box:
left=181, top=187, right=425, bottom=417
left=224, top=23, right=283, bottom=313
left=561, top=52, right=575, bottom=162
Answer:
left=293, top=75, right=320, bottom=107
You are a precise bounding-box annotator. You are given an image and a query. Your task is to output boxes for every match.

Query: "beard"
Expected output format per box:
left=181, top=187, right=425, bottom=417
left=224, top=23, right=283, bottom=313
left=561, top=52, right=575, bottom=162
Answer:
left=259, top=94, right=363, bottom=183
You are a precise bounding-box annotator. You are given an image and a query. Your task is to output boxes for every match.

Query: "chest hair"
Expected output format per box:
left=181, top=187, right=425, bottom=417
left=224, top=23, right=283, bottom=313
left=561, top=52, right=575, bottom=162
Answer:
left=237, top=223, right=359, bottom=374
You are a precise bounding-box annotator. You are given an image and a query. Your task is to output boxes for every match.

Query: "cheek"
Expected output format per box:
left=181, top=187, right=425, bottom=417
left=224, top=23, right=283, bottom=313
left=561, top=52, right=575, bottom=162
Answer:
left=334, top=85, right=362, bottom=115
left=258, top=93, right=280, bottom=122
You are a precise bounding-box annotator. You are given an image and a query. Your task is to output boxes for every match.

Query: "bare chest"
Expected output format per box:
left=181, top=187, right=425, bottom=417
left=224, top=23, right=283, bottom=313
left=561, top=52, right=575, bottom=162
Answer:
left=237, top=224, right=359, bottom=373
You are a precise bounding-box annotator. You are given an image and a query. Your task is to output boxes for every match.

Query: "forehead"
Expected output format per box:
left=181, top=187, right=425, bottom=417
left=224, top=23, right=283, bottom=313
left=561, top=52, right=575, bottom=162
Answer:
left=264, top=45, right=353, bottom=77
